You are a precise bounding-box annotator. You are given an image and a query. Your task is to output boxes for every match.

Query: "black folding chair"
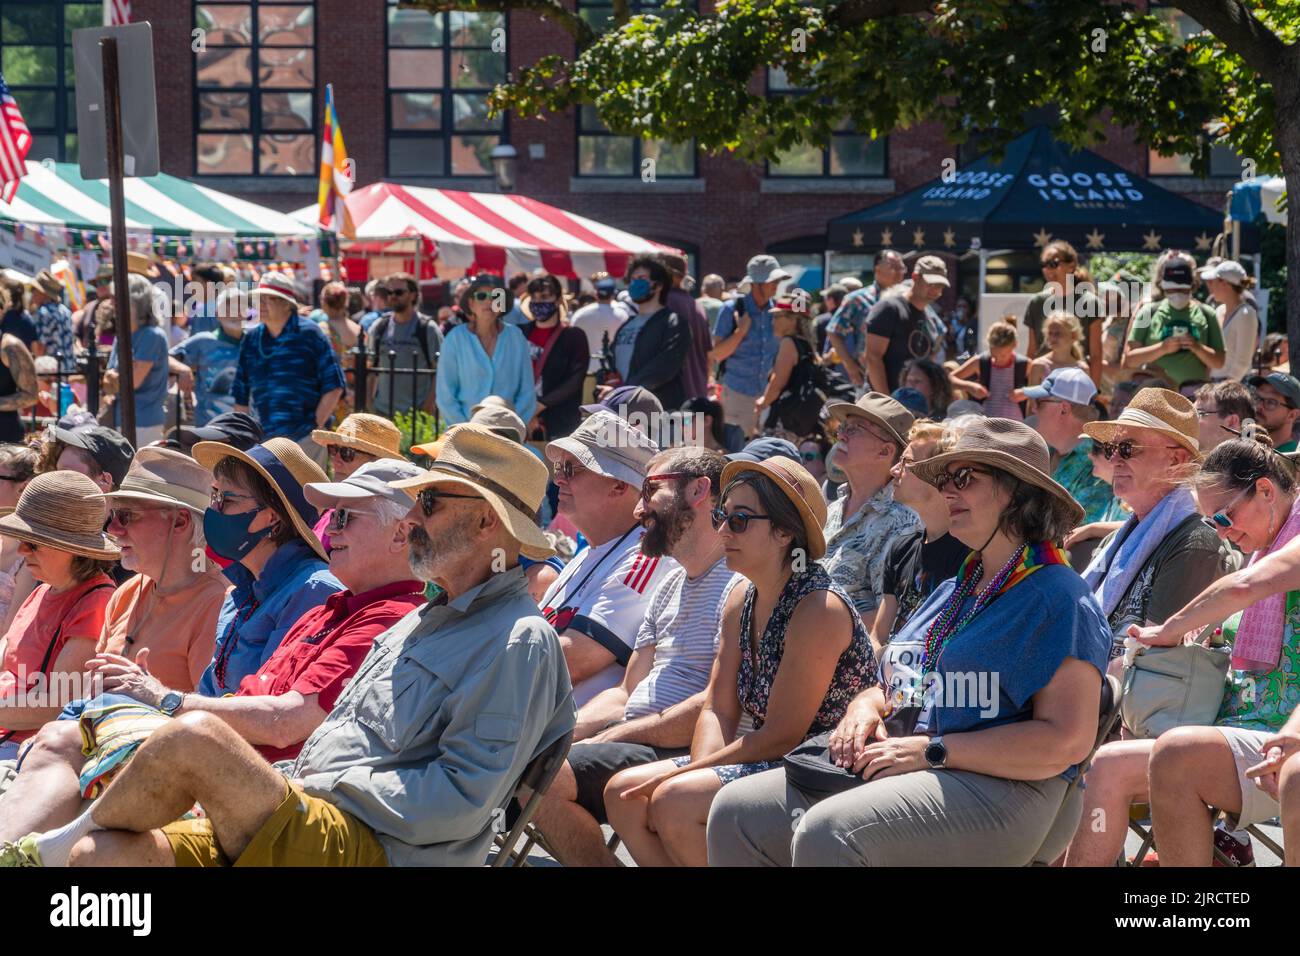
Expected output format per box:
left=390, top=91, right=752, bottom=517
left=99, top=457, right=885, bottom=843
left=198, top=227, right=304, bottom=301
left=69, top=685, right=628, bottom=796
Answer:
left=491, top=730, right=574, bottom=868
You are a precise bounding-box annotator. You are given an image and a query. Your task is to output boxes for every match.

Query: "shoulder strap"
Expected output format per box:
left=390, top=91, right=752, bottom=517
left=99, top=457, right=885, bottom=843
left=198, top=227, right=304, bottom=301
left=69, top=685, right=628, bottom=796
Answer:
left=414, top=314, right=436, bottom=368
left=36, top=582, right=115, bottom=677
left=1014, top=356, right=1029, bottom=389
left=535, top=321, right=564, bottom=376
left=978, top=353, right=992, bottom=387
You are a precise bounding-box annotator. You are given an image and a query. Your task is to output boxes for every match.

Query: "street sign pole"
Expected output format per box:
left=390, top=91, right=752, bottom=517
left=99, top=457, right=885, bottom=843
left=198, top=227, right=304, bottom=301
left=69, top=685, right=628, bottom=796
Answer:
left=100, top=36, right=134, bottom=447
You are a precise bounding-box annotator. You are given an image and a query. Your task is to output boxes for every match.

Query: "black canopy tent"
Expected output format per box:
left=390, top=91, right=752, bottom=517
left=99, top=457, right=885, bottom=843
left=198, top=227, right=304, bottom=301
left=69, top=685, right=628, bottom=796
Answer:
left=826, top=126, right=1254, bottom=290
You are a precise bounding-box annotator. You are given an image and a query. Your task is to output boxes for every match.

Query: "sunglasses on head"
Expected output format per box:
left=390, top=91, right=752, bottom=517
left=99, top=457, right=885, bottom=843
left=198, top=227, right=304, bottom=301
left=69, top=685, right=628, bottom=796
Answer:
left=327, top=507, right=378, bottom=532
left=711, top=507, right=772, bottom=534
left=327, top=444, right=358, bottom=463
left=639, top=472, right=690, bottom=504
left=417, top=487, right=480, bottom=517
left=1202, top=485, right=1255, bottom=530
left=1096, top=440, right=1180, bottom=461
left=933, top=466, right=990, bottom=492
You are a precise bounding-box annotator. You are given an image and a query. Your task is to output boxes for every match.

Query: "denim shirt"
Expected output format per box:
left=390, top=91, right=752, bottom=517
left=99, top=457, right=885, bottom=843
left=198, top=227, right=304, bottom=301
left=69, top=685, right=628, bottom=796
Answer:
left=291, top=565, right=575, bottom=866
left=713, top=293, right=779, bottom=397
left=198, top=538, right=344, bottom=697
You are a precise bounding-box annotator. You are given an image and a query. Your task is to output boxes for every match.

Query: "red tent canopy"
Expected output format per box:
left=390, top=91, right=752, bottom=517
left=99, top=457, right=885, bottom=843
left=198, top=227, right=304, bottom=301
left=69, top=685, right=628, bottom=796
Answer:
left=294, top=182, right=680, bottom=281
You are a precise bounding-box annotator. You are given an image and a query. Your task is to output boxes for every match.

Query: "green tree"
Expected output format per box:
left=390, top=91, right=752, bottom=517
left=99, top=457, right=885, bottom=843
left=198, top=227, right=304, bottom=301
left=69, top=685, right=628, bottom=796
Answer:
left=408, top=0, right=1300, bottom=351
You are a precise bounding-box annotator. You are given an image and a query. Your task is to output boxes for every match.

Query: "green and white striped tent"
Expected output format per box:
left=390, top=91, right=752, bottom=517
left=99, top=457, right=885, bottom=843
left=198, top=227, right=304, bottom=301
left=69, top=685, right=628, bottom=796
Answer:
left=0, top=161, right=328, bottom=274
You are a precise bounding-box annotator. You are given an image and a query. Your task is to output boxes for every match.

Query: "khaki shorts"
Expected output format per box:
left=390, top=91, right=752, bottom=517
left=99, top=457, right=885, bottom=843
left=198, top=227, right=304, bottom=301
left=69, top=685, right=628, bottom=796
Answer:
left=1214, top=726, right=1282, bottom=829
left=163, top=779, right=388, bottom=867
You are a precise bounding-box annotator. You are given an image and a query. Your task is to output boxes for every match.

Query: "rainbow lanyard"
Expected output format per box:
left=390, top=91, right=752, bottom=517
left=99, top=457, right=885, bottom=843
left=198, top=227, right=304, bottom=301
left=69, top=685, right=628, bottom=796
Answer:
left=918, top=541, right=1068, bottom=676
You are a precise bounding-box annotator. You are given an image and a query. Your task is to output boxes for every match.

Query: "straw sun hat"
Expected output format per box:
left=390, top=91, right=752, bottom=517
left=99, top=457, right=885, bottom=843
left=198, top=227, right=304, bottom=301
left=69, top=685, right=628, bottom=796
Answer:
left=391, top=423, right=555, bottom=560
left=719, top=455, right=829, bottom=561
left=910, top=417, right=1085, bottom=526
left=1082, top=387, right=1201, bottom=460
left=192, top=436, right=329, bottom=560
left=0, top=471, right=121, bottom=560
left=311, top=413, right=403, bottom=460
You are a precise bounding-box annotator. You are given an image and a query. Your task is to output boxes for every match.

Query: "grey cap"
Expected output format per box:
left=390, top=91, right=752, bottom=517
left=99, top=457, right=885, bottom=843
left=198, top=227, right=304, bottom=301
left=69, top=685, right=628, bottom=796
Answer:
left=470, top=403, right=527, bottom=443
left=546, top=410, right=659, bottom=487
left=303, top=459, right=429, bottom=511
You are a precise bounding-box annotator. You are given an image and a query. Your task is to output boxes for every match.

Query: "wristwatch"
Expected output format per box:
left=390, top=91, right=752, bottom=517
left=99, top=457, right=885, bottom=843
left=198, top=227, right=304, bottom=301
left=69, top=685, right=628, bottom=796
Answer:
left=924, top=735, right=948, bottom=769
left=159, top=692, right=184, bottom=717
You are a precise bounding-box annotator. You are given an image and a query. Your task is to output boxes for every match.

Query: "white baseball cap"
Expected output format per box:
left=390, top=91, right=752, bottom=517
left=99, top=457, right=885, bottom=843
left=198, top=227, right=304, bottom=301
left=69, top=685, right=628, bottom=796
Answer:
left=1198, top=259, right=1248, bottom=286
left=1022, top=367, right=1097, bottom=406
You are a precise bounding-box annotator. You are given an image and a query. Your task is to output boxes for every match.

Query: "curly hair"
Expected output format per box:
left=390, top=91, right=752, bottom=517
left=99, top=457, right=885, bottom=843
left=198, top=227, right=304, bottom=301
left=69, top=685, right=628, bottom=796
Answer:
left=988, top=469, right=1079, bottom=545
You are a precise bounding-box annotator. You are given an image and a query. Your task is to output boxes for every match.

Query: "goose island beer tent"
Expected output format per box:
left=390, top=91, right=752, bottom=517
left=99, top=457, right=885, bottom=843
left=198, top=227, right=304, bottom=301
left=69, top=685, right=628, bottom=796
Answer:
left=291, top=181, right=681, bottom=282
left=0, top=161, right=327, bottom=278
left=827, top=125, right=1255, bottom=292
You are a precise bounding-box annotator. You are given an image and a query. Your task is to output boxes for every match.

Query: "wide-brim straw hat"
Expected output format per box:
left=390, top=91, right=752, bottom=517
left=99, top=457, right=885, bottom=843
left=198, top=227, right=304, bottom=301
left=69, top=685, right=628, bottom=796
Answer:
left=88, top=446, right=212, bottom=515
left=911, top=417, right=1085, bottom=526
left=0, top=471, right=121, bottom=560
left=390, top=423, right=555, bottom=561
left=1082, top=386, right=1200, bottom=460
left=719, top=455, right=828, bottom=561
left=311, top=412, right=403, bottom=460
left=192, top=436, right=329, bottom=560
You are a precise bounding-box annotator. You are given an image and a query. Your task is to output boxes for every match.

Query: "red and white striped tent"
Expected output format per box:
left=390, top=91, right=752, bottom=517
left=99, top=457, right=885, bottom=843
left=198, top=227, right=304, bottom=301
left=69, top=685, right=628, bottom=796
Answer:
left=291, top=182, right=679, bottom=282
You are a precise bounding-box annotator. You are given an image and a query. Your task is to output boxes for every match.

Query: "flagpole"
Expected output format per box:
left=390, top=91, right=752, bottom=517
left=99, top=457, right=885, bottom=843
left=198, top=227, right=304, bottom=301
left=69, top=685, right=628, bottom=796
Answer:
left=101, top=36, right=135, bottom=447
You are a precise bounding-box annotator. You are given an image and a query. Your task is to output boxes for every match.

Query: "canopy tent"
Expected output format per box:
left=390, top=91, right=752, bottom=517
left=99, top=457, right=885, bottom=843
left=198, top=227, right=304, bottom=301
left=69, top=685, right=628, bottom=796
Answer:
left=0, top=161, right=326, bottom=277
left=290, top=182, right=681, bottom=281
left=827, top=126, right=1247, bottom=257
left=1231, top=175, right=1286, bottom=226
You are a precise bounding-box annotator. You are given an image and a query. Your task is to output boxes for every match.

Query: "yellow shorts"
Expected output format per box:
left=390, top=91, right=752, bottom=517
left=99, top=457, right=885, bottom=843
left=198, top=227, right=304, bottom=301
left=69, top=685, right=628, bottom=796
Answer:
left=163, top=779, right=388, bottom=867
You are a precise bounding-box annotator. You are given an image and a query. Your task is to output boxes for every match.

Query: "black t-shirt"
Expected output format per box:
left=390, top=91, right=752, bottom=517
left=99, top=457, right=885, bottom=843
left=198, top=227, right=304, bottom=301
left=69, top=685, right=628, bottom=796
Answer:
left=878, top=529, right=970, bottom=637
left=1, top=309, right=37, bottom=349
left=865, top=296, right=932, bottom=391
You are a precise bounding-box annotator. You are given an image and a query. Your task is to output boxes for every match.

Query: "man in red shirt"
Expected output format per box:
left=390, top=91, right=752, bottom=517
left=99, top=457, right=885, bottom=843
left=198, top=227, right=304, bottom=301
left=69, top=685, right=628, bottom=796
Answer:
left=0, top=459, right=428, bottom=854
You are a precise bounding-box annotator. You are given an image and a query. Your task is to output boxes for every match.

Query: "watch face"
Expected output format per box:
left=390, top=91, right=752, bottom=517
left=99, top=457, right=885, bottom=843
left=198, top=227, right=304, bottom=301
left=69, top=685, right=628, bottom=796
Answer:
left=925, top=740, right=946, bottom=767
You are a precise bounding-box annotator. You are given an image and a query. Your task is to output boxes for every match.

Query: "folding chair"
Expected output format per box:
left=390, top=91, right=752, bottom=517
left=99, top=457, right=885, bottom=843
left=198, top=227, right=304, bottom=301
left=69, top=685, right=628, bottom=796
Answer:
left=491, top=730, right=574, bottom=868
left=1028, top=673, right=1124, bottom=865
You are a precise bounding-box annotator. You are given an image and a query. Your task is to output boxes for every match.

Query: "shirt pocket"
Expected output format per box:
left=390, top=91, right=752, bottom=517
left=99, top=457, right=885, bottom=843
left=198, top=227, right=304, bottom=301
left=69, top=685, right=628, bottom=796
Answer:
left=352, top=661, right=426, bottom=752
left=475, top=713, right=523, bottom=769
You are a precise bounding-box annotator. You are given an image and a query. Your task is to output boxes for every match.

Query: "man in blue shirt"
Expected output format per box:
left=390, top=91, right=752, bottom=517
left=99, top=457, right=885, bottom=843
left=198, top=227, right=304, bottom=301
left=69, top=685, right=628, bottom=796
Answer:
left=170, top=302, right=245, bottom=426
left=233, top=273, right=345, bottom=469
left=359, top=279, right=390, bottom=333
left=185, top=264, right=226, bottom=337
left=31, top=271, right=76, bottom=373
left=826, top=249, right=906, bottom=389
left=711, top=254, right=792, bottom=438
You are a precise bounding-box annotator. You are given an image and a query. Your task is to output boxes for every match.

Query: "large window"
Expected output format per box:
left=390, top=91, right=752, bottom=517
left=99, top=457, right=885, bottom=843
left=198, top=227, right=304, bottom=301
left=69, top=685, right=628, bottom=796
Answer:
left=386, top=1, right=504, bottom=177
left=574, top=0, right=695, bottom=178
left=193, top=2, right=316, bottom=176
left=0, top=2, right=100, bottom=164
left=765, top=68, right=885, bottom=177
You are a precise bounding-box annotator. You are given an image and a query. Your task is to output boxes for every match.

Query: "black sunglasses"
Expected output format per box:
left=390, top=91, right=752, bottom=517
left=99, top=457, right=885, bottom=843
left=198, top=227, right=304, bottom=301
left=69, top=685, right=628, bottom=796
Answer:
left=1097, top=440, right=1180, bottom=461
left=418, top=487, right=480, bottom=517
left=328, top=507, right=379, bottom=532
left=711, top=507, right=771, bottom=534
left=327, top=444, right=358, bottom=463
left=932, top=466, right=990, bottom=492
left=1042, top=258, right=1063, bottom=269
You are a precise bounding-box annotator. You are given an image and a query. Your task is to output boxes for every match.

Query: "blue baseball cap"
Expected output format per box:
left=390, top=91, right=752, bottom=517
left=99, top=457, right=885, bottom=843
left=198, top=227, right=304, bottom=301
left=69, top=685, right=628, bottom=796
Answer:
left=891, top=386, right=930, bottom=418
left=728, top=436, right=800, bottom=463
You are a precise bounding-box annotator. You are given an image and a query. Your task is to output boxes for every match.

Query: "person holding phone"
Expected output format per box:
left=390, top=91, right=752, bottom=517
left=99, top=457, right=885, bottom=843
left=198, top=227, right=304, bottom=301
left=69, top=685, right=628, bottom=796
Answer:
left=1123, top=254, right=1225, bottom=387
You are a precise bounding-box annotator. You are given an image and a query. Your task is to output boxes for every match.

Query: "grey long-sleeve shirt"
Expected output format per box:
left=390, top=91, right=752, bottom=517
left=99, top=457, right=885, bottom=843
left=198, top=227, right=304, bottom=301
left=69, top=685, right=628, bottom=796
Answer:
left=290, top=566, right=575, bottom=866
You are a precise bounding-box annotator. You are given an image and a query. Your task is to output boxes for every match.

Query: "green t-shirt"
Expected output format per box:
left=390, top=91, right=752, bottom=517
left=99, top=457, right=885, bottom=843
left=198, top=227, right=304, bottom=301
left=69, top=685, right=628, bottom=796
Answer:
left=1218, top=603, right=1300, bottom=733
left=1126, top=299, right=1224, bottom=386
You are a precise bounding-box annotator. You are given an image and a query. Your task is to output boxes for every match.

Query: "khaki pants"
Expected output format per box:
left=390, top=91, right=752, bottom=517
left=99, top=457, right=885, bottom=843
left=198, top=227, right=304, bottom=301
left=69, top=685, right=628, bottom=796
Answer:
left=706, top=765, right=1071, bottom=867
left=721, top=385, right=761, bottom=439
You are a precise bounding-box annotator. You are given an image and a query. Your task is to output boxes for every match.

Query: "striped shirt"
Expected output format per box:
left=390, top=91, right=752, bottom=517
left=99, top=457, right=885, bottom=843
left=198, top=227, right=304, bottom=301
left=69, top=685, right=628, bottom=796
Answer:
left=539, top=526, right=676, bottom=707
left=626, top=559, right=740, bottom=719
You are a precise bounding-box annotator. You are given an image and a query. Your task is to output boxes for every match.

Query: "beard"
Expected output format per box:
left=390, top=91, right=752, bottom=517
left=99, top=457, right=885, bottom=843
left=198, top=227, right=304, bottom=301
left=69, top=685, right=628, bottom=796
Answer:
left=639, top=495, right=694, bottom=558
left=408, top=521, right=473, bottom=581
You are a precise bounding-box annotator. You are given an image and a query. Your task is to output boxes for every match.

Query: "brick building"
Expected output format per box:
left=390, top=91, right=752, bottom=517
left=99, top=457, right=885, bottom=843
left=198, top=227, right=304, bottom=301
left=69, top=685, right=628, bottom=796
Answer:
left=5, top=1, right=1236, bottom=296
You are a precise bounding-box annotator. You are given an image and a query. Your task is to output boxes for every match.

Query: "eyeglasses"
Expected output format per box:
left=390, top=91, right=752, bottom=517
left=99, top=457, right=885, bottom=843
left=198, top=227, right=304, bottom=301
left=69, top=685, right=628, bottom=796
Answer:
left=800, top=450, right=823, bottom=462
left=0, top=473, right=22, bottom=482
left=1097, top=440, right=1182, bottom=461
left=327, top=507, right=379, bottom=532
left=711, top=507, right=772, bottom=534
left=838, top=420, right=886, bottom=442
left=1256, top=396, right=1295, bottom=412
left=1196, top=407, right=1223, bottom=419
left=1202, top=486, right=1255, bottom=530
left=327, top=444, right=358, bottom=463
left=385, top=287, right=410, bottom=297
left=932, top=466, right=991, bottom=492
left=109, top=508, right=145, bottom=527
left=417, top=487, right=480, bottom=517
left=639, top=472, right=690, bottom=504
left=553, top=458, right=587, bottom=481
left=210, top=488, right=258, bottom=513
left=1042, top=258, right=1063, bottom=269
left=469, top=290, right=495, bottom=302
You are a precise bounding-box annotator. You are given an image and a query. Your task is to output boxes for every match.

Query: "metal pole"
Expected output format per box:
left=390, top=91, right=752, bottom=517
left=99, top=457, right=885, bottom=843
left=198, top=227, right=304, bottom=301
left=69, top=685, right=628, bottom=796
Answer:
left=101, top=37, right=135, bottom=447
left=354, top=328, right=368, bottom=412
left=386, top=349, right=396, bottom=427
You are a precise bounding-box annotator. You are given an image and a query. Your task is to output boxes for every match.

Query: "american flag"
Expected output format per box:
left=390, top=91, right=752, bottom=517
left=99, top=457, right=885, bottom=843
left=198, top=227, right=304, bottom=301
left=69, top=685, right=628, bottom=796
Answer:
left=103, top=0, right=131, bottom=26
left=0, top=75, right=31, bottom=204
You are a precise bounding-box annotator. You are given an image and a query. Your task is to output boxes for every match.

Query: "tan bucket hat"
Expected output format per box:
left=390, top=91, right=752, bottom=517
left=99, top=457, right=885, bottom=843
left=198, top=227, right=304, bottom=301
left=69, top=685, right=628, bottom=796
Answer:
left=1082, top=387, right=1200, bottom=459
left=825, top=392, right=916, bottom=447
left=311, top=412, right=403, bottom=460
left=89, top=446, right=211, bottom=514
left=0, top=471, right=121, bottom=559
left=911, top=417, right=1085, bottom=526
left=390, top=423, right=556, bottom=560
left=720, top=455, right=829, bottom=561
left=192, top=437, right=329, bottom=560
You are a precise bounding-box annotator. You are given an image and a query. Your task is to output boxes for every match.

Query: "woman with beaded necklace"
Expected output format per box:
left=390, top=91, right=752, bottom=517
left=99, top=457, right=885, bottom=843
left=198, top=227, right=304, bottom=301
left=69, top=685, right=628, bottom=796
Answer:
left=708, top=417, right=1112, bottom=867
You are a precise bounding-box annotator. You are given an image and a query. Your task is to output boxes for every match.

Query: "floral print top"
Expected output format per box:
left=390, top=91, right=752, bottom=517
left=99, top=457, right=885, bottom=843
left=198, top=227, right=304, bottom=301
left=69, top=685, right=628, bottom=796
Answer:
left=737, top=564, right=876, bottom=736
left=1218, top=603, right=1300, bottom=733
left=820, top=481, right=922, bottom=619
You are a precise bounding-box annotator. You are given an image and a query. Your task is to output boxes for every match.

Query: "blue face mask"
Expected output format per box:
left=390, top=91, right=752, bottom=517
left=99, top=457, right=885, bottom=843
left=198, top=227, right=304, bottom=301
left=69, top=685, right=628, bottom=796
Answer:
left=629, top=278, right=654, bottom=302
left=203, top=506, right=270, bottom=562
left=530, top=300, right=558, bottom=321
